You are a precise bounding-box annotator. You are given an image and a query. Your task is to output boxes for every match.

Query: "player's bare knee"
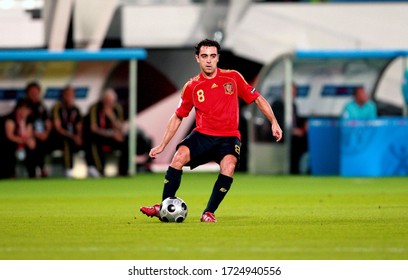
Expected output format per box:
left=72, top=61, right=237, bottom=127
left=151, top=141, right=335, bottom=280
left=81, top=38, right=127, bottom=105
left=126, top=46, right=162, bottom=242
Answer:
left=171, top=146, right=190, bottom=169
left=220, top=155, right=237, bottom=177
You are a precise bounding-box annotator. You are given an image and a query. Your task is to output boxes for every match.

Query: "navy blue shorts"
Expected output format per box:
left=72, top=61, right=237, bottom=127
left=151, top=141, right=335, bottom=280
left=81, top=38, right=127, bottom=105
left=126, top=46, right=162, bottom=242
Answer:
left=177, top=131, right=241, bottom=169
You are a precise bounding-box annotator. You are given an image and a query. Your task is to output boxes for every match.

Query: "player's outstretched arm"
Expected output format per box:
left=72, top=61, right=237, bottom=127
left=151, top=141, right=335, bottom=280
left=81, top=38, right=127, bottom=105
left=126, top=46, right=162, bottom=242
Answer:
left=254, top=95, right=283, bottom=142
left=149, top=113, right=183, bottom=159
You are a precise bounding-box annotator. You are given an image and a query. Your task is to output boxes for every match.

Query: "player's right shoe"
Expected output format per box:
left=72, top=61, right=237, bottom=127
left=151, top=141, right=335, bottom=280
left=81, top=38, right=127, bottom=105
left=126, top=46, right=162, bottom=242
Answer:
left=140, top=204, right=160, bottom=219
left=200, top=212, right=217, bottom=223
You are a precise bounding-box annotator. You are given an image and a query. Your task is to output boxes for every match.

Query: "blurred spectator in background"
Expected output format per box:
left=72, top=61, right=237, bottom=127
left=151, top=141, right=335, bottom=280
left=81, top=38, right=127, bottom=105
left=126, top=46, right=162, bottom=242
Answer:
left=25, top=81, right=52, bottom=177
left=272, top=83, right=308, bottom=174
left=84, top=88, right=128, bottom=177
left=289, top=84, right=308, bottom=174
left=342, top=86, right=377, bottom=120
left=0, top=100, right=36, bottom=178
left=136, top=129, right=153, bottom=173
left=50, top=86, right=83, bottom=178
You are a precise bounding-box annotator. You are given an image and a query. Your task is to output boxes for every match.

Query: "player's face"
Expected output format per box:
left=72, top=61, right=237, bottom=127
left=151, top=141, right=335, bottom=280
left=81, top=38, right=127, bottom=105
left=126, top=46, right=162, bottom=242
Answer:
left=18, top=106, right=31, bottom=119
left=103, top=92, right=116, bottom=109
left=27, top=86, right=41, bottom=103
left=355, top=88, right=368, bottom=105
left=196, top=46, right=219, bottom=78
left=63, top=88, right=75, bottom=107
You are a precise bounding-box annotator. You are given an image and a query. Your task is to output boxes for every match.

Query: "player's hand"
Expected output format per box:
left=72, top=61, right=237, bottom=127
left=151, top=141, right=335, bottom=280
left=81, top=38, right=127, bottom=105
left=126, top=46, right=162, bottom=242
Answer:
left=35, top=131, right=48, bottom=141
left=291, top=127, right=304, bottom=137
left=272, top=122, right=283, bottom=142
left=149, top=145, right=165, bottom=159
left=73, top=135, right=82, bottom=146
left=25, top=137, right=36, bottom=150
left=112, top=131, right=124, bottom=142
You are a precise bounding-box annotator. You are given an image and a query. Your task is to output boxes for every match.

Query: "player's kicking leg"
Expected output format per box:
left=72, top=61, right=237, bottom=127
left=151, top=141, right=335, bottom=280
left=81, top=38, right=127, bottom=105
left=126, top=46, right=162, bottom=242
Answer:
left=140, top=146, right=189, bottom=219
left=139, top=203, right=161, bottom=218
left=139, top=166, right=182, bottom=219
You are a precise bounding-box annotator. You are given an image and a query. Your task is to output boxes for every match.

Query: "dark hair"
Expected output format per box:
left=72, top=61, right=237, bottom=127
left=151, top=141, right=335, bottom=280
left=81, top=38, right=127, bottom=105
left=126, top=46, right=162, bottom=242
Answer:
left=353, top=86, right=365, bottom=96
left=25, top=81, right=41, bottom=93
left=14, top=99, right=31, bottom=110
left=194, top=39, right=221, bottom=55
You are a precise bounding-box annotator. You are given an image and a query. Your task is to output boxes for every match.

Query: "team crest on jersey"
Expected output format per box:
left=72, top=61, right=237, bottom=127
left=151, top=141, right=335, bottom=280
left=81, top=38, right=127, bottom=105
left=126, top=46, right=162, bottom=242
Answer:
left=223, top=83, right=234, bottom=95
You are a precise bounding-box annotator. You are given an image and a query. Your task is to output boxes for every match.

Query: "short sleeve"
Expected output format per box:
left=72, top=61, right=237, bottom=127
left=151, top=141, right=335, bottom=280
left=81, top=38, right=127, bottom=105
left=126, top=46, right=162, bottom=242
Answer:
left=114, top=103, right=124, bottom=122
left=40, top=103, right=49, bottom=120
left=51, top=102, right=61, bottom=121
left=175, top=81, right=194, bottom=118
left=89, top=104, right=98, bottom=127
left=74, top=107, right=82, bottom=123
left=233, top=70, right=260, bottom=104
left=370, top=101, right=377, bottom=118
left=341, top=103, right=351, bottom=119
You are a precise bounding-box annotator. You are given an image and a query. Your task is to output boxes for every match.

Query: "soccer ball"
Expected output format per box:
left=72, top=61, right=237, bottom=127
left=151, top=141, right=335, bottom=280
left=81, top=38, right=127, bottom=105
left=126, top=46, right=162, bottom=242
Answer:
left=159, top=197, right=188, bottom=223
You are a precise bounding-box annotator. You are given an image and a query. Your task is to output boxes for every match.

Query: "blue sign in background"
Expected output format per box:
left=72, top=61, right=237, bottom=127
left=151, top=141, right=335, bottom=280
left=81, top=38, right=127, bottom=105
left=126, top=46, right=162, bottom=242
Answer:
left=309, top=117, right=408, bottom=177
left=308, top=118, right=340, bottom=175
left=341, top=118, right=408, bottom=176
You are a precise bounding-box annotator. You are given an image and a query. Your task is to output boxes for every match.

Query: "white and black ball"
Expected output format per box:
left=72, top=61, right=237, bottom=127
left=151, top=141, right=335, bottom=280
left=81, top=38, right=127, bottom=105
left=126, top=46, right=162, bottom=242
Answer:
left=159, top=197, right=188, bottom=223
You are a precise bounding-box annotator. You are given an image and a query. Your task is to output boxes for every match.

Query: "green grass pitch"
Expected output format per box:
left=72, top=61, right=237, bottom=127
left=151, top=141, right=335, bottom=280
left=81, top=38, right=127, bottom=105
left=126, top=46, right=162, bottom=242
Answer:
left=0, top=173, right=407, bottom=260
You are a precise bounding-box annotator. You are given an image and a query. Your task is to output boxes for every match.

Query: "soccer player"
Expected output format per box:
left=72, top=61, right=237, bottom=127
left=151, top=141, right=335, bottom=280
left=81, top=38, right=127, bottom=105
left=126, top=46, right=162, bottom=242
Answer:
left=84, top=88, right=128, bottom=177
left=140, top=39, right=282, bottom=222
left=0, top=99, right=36, bottom=178
left=25, top=81, right=52, bottom=177
left=51, top=86, right=83, bottom=178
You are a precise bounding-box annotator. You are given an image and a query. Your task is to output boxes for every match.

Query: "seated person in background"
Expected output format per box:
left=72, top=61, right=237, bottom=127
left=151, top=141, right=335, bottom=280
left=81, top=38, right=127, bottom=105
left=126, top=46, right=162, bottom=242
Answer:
left=25, top=81, right=52, bottom=177
left=289, top=84, right=308, bottom=174
left=271, top=83, right=308, bottom=174
left=0, top=100, right=36, bottom=179
left=51, top=86, right=83, bottom=178
left=342, top=86, right=377, bottom=120
left=84, top=88, right=128, bottom=177
left=136, top=128, right=153, bottom=173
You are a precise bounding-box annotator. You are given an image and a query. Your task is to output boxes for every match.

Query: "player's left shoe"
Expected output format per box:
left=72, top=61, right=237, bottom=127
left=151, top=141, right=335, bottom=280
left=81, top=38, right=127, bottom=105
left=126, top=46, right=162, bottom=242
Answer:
left=140, top=204, right=161, bottom=219
left=200, top=212, right=217, bottom=223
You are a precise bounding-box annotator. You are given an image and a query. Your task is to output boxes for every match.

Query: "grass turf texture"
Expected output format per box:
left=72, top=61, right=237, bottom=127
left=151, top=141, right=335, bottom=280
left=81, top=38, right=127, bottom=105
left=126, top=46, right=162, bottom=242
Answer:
left=0, top=174, right=407, bottom=260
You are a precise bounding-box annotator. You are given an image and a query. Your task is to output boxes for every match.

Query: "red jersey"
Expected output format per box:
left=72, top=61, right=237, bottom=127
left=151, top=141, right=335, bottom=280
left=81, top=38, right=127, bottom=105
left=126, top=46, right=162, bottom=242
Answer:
left=176, top=68, right=260, bottom=139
